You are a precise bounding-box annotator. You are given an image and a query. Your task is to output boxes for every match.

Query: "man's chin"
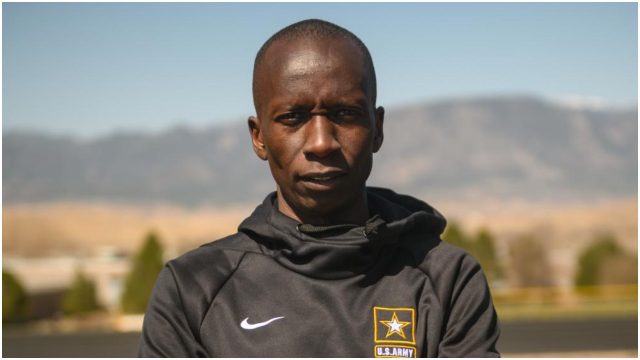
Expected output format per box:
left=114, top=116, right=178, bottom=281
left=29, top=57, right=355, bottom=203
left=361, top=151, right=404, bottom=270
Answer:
left=295, top=190, right=365, bottom=221
left=299, top=197, right=342, bottom=216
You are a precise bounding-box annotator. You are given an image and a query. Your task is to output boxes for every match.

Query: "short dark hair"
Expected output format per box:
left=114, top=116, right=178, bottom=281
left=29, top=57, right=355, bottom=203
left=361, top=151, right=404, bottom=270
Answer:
left=252, top=19, right=377, bottom=112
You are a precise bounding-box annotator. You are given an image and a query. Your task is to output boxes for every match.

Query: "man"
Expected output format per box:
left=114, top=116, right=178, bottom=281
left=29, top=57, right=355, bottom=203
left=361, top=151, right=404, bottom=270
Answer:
left=139, top=19, right=500, bottom=357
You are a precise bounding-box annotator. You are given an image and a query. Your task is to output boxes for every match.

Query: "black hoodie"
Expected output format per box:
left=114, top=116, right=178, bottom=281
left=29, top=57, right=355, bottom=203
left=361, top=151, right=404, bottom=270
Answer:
left=139, top=187, right=500, bottom=357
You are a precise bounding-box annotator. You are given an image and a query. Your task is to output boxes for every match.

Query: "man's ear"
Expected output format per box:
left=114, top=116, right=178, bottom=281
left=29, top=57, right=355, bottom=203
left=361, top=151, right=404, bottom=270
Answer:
left=248, top=116, right=268, bottom=160
left=373, top=106, right=384, bottom=153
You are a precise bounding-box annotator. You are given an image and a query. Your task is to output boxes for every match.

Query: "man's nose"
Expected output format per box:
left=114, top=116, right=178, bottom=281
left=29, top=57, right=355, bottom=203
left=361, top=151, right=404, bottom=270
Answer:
left=303, top=115, right=340, bottom=158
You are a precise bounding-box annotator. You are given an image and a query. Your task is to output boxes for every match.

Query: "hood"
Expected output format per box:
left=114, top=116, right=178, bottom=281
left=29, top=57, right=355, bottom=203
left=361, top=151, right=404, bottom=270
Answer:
left=238, top=187, right=446, bottom=280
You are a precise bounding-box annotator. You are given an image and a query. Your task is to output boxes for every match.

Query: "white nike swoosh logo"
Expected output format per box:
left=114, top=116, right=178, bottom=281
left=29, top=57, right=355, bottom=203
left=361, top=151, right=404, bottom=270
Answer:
left=240, top=316, right=285, bottom=330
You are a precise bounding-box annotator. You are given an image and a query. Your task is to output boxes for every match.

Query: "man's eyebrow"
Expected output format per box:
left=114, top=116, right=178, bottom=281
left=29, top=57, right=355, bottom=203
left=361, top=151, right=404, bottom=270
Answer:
left=328, top=96, right=370, bottom=108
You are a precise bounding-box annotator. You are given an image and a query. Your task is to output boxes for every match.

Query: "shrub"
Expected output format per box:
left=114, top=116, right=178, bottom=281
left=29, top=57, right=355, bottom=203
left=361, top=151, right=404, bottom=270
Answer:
left=575, top=234, right=628, bottom=286
left=62, top=270, right=100, bottom=315
left=120, top=231, right=165, bottom=314
left=473, top=228, right=503, bottom=283
left=442, top=222, right=472, bottom=252
left=443, top=223, right=503, bottom=284
left=3, top=270, right=29, bottom=322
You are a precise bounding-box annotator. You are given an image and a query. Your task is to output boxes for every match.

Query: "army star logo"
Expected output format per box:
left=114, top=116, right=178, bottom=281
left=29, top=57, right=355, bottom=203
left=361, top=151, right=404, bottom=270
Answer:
left=372, top=306, right=417, bottom=357
left=373, top=306, right=416, bottom=345
left=380, top=312, right=410, bottom=339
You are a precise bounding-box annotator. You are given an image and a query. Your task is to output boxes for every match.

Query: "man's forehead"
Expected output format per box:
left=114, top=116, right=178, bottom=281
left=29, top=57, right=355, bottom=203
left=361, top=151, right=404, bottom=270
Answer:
left=279, top=50, right=330, bottom=80
left=260, top=37, right=366, bottom=78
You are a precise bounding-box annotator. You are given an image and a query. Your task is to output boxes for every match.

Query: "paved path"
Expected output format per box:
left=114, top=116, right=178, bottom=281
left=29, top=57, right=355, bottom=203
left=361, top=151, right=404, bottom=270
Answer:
left=3, top=317, right=637, bottom=357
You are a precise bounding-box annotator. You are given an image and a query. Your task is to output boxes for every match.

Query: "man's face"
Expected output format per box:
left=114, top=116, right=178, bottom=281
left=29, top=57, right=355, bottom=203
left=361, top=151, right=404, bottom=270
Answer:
left=249, top=37, right=384, bottom=221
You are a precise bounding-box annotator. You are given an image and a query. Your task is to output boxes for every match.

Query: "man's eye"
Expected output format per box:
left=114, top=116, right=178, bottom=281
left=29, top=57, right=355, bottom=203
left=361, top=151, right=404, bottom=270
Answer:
left=332, top=108, right=362, bottom=121
left=276, top=112, right=308, bottom=125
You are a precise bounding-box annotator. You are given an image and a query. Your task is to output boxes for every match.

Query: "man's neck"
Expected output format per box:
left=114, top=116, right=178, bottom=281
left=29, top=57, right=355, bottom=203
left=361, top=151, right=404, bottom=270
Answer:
left=275, top=190, right=370, bottom=226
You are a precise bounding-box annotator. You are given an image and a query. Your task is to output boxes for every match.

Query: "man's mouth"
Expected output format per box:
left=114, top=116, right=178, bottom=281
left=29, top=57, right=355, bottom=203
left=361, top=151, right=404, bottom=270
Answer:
left=298, top=170, right=347, bottom=186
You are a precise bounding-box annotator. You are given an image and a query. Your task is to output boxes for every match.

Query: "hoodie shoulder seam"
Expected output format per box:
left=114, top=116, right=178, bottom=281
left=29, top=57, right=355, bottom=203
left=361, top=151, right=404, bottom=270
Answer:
left=198, top=251, right=248, bottom=335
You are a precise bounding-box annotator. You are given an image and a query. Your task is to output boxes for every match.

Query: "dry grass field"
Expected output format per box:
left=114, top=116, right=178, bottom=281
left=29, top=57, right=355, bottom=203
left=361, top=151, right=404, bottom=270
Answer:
left=3, top=196, right=637, bottom=286
left=3, top=202, right=252, bottom=257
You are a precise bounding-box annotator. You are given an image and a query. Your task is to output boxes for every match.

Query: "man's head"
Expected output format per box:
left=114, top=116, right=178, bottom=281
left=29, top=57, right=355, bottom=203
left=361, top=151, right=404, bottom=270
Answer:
left=252, top=19, right=378, bottom=113
left=249, top=19, right=384, bottom=225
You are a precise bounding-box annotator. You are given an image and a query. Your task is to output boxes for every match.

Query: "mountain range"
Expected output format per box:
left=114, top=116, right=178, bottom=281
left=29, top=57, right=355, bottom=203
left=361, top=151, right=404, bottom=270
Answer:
left=4, top=96, right=637, bottom=207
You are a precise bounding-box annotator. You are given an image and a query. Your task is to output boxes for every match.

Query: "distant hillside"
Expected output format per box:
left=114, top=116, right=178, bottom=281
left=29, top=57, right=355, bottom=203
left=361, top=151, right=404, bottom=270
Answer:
left=3, top=96, right=637, bottom=206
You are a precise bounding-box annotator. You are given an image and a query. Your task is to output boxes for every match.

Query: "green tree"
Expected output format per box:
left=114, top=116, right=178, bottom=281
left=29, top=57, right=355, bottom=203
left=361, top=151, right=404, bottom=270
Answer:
left=473, top=228, right=503, bottom=283
left=442, top=221, right=472, bottom=252
left=120, top=231, right=165, bottom=314
left=3, top=270, right=29, bottom=322
left=575, top=234, right=623, bottom=286
left=62, top=270, right=100, bottom=315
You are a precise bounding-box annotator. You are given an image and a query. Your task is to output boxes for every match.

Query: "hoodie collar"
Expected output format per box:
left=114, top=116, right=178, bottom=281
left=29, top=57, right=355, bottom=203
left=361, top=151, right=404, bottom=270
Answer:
left=238, top=187, right=446, bottom=280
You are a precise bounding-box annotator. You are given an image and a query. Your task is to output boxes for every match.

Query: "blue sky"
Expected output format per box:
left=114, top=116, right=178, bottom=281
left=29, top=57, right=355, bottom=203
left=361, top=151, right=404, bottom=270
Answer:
left=3, top=3, right=637, bottom=138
